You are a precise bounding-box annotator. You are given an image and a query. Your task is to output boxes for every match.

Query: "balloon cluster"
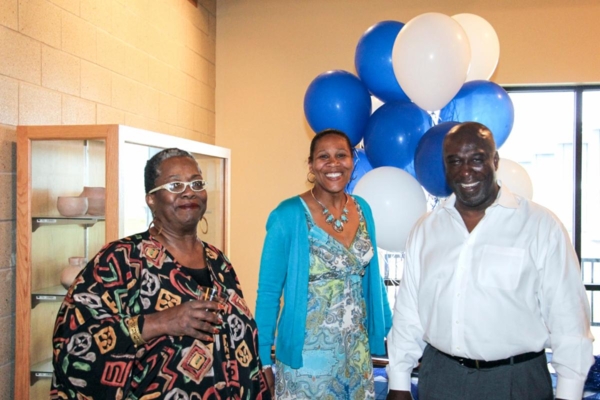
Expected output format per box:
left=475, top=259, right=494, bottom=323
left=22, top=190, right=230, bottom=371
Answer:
left=304, top=13, right=530, bottom=252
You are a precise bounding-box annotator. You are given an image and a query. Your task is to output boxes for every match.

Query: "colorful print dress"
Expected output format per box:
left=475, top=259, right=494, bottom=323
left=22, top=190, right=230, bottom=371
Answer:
left=274, top=198, right=375, bottom=399
left=50, top=231, right=271, bottom=400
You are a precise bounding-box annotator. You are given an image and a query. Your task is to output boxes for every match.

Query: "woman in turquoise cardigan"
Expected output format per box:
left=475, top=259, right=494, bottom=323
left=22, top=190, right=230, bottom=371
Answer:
left=255, top=129, right=392, bottom=399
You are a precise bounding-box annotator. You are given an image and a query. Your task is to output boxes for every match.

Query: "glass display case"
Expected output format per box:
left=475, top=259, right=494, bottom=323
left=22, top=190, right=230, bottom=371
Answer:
left=15, top=125, right=230, bottom=399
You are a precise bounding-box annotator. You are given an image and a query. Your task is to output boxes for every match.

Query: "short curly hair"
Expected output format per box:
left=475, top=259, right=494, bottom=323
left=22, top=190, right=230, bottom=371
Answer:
left=144, top=148, right=196, bottom=194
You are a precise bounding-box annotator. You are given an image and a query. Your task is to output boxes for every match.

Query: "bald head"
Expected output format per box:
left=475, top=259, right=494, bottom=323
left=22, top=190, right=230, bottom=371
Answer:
left=443, top=122, right=497, bottom=157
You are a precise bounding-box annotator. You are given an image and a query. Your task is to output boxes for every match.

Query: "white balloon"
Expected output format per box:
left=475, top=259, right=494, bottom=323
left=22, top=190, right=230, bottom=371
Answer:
left=497, top=158, right=533, bottom=200
left=392, top=13, right=471, bottom=111
left=371, top=96, right=384, bottom=114
left=452, top=13, right=500, bottom=81
left=354, top=167, right=427, bottom=252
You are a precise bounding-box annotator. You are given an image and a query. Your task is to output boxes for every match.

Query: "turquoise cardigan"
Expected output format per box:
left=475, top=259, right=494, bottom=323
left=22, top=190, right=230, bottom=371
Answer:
left=255, top=195, right=392, bottom=369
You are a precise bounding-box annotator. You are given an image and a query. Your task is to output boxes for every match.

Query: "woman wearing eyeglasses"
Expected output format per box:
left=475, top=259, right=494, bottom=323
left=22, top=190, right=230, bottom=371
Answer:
left=51, top=148, right=271, bottom=400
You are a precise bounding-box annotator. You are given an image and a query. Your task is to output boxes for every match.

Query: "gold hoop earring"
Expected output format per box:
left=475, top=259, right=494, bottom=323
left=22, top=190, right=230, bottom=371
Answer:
left=200, top=216, right=209, bottom=234
left=148, top=212, right=163, bottom=236
left=149, top=220, right=163, bottom=236
left=307, top=172, right=316, bottom=184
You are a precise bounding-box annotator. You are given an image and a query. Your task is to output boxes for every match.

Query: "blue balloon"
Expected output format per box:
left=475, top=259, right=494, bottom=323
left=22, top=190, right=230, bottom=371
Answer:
left=403, top=160, right=418, bottom=180
left=304, top=70, right=371, bottom=146
left=364, top=101, right=432, bottom=169
left=355, top=21, right=410, bottom=103
left=346, top=148, right=373, bottom=194
left=439, top=80, right=514, bottom=148
left=414, top=122, right=460, bottom=197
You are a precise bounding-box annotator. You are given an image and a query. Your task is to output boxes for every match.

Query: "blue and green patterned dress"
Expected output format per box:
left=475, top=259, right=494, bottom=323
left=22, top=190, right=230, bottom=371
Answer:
left=275, top=198, right=375, bottom=399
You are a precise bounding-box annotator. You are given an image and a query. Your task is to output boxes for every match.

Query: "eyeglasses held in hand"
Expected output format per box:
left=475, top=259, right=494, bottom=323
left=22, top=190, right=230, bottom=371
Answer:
left=148, top=180, right=207, bottom=194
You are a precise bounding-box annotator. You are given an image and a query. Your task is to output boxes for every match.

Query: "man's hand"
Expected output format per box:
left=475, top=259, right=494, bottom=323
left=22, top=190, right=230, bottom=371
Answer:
left=386, top=389, right=413, bottom=400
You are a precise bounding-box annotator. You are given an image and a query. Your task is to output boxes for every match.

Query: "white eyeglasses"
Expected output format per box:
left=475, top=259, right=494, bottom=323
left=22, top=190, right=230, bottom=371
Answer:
left=148, top=180, right=207, bottom=194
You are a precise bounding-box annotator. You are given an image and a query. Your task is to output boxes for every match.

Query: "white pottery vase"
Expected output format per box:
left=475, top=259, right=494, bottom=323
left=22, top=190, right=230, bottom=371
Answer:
left=60, top=257, right=86, bottom=289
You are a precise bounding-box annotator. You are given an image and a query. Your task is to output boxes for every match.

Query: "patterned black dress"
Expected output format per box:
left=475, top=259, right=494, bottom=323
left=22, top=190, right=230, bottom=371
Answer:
left=50, top=231, right=271, bottom=400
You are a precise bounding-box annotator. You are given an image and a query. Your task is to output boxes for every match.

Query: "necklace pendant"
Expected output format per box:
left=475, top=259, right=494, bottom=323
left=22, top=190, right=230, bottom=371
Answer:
left=310, top=188, right=351, bottom=234
left=333, top=220, right=344, bottom=232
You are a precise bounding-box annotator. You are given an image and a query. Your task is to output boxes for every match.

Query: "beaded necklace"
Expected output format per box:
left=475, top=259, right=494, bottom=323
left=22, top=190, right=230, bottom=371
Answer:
left=310, top=188, right=349, bottom=233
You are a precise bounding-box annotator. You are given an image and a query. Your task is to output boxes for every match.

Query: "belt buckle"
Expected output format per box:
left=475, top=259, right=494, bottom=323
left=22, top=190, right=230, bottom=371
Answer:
left=475, top=360, right=480, bottom=369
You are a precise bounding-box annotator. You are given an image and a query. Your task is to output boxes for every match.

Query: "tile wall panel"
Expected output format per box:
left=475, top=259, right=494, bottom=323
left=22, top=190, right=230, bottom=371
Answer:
left=18, top=0, right=61, bottom=47
left=0, top=125, right=16, bottom=172
left=18, top=83, right=62, bottom=125
left=41, top=45, right=81, bottom=96
left=0, top=0, right=18, bottom=30
left=62, top=11, right=97, bottom=62
left=0, top=77, right=18, bottom=126
left=61, top=94, right=97, bottom=124
left=0, top=26, right=41, bottom=85
left=81, top=61, right=112, bottom=104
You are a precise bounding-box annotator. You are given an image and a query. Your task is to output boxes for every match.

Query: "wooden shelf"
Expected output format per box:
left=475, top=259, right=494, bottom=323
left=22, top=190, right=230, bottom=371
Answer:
left=31, top=285, right=67, bottom=308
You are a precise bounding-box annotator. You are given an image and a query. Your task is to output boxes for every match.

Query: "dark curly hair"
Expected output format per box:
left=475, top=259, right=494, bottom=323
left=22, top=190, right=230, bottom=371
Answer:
left=144, top=148, right=196, bottom=194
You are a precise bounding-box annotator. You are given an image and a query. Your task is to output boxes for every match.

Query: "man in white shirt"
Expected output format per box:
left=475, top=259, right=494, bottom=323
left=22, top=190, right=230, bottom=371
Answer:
left=386, top=122, right=594, bottom=400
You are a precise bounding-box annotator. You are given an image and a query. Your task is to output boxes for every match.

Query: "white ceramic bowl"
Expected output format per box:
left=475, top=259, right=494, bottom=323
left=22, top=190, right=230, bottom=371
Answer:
left=60, top=265, right=83, bottom=289
left=79, top=187, right=105, bottom=215
left=57, top=196, right=88, bottom=217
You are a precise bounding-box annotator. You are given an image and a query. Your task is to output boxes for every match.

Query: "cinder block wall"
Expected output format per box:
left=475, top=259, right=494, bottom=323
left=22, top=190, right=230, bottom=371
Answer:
left=0, top=0, right=216, bottom=398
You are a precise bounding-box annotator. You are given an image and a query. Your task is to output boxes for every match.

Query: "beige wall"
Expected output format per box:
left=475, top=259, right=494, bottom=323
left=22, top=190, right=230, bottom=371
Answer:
left=215, top=0, right=600, bottom=312
left=0, top=0, right=216, bottom=397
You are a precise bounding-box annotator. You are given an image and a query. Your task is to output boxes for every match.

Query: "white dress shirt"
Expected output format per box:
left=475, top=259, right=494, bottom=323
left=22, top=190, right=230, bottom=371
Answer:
left=387, top=184, right=594, bottom=400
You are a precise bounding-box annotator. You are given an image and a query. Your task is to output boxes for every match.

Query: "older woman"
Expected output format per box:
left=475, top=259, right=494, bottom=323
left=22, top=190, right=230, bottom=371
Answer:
left=255, top=129, right=392, bottom=399
left=51, top=148, right=271, bottom=399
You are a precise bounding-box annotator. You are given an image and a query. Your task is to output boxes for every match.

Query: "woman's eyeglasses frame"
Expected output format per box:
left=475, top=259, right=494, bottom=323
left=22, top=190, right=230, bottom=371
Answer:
left=148, top=180, right=207, bottom=194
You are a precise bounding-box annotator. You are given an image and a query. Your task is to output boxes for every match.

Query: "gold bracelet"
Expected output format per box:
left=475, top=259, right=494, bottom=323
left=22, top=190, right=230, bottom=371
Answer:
left=126, top=315, right=146, bottom=347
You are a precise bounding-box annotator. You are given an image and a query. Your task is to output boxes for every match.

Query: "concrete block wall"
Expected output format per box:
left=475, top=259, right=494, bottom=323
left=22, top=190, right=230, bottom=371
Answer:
left=0, top=0, right=216, bottom=397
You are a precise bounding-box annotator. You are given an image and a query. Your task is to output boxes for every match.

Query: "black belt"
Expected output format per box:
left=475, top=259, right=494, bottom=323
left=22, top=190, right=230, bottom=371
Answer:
left=438, top=349, right=545, bottom=369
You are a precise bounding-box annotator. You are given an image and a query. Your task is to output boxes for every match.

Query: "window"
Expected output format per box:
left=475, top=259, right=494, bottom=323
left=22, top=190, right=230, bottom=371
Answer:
left=487, top=85, right=600, bottom=354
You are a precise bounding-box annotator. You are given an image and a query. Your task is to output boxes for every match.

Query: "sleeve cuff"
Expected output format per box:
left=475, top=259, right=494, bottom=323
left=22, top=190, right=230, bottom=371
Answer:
left=385, top=368, right=412, bottom=391
left=555, top=376, right=585, bottom=400
left=259, top=345, right=274, bottom=366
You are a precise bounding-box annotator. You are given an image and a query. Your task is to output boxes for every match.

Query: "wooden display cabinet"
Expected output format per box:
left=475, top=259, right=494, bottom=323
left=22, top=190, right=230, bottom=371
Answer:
left=15, top=125, right=230, bottom=399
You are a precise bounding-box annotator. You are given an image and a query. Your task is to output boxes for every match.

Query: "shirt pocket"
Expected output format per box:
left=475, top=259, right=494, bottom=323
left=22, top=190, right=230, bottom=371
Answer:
left=477, top=245, right=524, bottom=291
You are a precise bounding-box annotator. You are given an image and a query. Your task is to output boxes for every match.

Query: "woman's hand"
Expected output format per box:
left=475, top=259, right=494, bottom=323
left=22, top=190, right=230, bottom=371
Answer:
left=142, top=300, right=224, bottom=342
left=263, top=366, right=275, bottom=398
